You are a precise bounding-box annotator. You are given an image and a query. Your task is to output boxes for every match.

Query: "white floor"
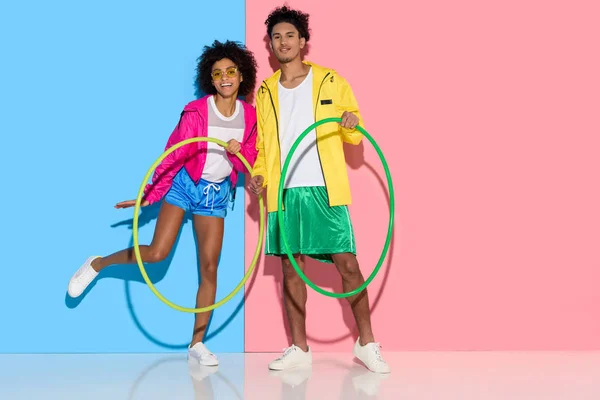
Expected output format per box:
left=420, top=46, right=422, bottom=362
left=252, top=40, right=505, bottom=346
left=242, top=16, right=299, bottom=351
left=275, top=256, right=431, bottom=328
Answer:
left=1, top=352, right=599, bottom=399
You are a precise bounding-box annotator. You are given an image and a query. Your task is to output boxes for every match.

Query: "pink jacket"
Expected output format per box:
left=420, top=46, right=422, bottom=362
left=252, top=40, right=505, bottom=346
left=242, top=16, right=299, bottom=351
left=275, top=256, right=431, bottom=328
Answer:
left=143, top=95, right=258, bottom=204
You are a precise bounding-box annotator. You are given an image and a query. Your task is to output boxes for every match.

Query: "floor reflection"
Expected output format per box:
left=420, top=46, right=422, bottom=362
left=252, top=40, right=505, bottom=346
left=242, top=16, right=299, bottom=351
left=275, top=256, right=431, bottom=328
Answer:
left=0, top=352, right=599, bottom=399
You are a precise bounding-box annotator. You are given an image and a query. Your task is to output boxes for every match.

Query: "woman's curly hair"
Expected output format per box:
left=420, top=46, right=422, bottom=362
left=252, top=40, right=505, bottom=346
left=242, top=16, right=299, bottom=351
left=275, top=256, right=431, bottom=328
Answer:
left=265, top=5, right=311, bottom=41
left=196, top=40, right=257, bottom=97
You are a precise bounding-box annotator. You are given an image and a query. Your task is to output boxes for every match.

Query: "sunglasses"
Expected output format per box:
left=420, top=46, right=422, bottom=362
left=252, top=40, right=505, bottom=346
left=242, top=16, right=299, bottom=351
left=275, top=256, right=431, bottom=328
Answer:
left=211, top=67, right=238, bottom=81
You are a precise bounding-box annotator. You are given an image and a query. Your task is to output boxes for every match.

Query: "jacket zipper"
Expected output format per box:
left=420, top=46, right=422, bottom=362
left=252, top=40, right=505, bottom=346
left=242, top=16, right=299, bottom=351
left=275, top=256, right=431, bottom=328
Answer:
left=264, top=83, right=281, bottom=174
left=265, top=72, right=332, bottom=192
left=313, top=72, right=331, bottom=191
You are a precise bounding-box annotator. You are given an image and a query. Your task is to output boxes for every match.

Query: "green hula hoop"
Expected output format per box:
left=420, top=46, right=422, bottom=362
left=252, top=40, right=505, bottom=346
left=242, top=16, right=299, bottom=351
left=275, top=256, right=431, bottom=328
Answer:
left=277, top=117, right=394, bottom=298
left=133, top=137, right=265, bottom=313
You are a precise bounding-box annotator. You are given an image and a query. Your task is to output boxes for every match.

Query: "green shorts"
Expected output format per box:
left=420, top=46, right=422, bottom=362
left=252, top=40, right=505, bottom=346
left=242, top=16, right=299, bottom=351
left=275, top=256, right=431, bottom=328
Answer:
left=265, top=186, right=356, bottom=263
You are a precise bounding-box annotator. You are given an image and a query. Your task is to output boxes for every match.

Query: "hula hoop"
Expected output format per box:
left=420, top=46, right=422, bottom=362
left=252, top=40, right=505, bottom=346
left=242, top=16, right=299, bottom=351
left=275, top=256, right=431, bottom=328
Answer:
left=277, top=117, right=394, bottom=298
left=133, top=137, right=265, bottom=313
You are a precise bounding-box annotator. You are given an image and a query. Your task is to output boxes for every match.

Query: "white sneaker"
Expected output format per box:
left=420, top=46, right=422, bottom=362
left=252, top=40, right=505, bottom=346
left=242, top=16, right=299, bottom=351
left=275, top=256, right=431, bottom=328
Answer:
left=353, top=338, right=391, bottom=374
left=188, top=342, right=218, bottom=366
left=68, top=256, right=100, bottom=297
left=268, top=345, right=312, bottom=370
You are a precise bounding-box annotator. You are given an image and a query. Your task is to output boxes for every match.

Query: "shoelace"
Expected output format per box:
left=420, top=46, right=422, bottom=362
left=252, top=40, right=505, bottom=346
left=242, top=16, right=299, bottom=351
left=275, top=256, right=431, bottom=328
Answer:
left=190, top=342, right=215, bottom=356
left=371, top=343, right=385, bottom=363
left=195, top=347, right=215, bottom=358
left=276, top=345, right=297, bottom=361
left=74, top=265, right=95, bottom=282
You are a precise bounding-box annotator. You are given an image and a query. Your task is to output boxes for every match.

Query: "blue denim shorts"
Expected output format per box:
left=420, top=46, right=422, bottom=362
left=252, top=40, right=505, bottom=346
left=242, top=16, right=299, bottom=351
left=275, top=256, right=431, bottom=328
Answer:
left=164, top=168, right=231, bottom=218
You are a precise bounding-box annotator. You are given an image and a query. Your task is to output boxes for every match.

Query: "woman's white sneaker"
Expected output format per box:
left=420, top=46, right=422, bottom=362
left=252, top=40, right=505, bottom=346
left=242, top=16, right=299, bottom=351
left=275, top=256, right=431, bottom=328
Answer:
left=67, top=256, right=100, bottom=297
left=268, top=345, right=312, bottom=370
left=188, top=342, right=219, bottom=366
left=353, top=338, right=391, bottom=374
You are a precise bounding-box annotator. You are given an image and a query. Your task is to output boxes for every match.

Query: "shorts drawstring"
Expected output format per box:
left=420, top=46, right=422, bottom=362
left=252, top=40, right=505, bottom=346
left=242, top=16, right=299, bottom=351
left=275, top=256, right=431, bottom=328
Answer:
left=202, top=183, right=221, bottom=211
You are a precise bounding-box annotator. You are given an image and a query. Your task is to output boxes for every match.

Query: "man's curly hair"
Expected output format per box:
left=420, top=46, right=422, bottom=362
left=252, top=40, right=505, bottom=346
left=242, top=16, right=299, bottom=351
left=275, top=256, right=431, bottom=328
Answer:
left=265, top=5, right=310, bottom=41
left=196, top=40, right=257, bottom=97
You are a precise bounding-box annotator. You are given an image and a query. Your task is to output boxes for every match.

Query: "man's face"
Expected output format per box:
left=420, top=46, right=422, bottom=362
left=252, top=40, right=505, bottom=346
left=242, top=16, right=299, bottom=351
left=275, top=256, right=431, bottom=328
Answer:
left=270, top=22, right=306, bottom=64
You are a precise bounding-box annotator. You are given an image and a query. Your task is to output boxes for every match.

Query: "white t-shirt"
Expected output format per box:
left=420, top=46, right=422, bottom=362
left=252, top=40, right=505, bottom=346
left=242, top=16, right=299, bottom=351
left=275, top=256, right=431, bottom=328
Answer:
left=278, top=68, right=326, bottom=188
left=202, top=96, right=245, bottom=183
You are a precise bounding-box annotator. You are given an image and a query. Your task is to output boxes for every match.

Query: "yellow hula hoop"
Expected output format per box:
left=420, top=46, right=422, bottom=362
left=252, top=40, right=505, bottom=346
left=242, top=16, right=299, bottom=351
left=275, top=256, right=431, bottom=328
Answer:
left=133, top=137, right=265, bottom=313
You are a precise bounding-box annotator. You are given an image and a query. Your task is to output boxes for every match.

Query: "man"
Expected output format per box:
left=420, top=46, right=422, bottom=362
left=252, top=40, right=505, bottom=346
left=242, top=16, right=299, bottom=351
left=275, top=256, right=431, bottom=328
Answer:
left=249, top=5, right=390, bottom=374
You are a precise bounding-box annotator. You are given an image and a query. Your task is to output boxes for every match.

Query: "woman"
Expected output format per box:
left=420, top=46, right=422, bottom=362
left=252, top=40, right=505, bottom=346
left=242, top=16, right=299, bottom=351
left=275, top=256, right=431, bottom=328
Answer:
left=67, top=40, right=258, bottom=366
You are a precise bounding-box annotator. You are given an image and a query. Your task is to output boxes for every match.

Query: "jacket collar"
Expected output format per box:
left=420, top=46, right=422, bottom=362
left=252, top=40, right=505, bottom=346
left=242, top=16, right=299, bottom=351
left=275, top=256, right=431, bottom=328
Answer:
left=261, top=60, right=336, bottom=92
left=182, top=95, right=255, bottom=124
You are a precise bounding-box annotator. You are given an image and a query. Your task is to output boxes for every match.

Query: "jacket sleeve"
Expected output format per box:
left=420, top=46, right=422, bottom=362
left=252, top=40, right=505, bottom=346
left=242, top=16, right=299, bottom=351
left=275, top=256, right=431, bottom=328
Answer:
left=143, top=111, right=197, bottom=204
left=251, top=90, right=268, bottom=186
left=227, top=111, right=258, bottom=174
left=335, top=76, right=365, bottom=145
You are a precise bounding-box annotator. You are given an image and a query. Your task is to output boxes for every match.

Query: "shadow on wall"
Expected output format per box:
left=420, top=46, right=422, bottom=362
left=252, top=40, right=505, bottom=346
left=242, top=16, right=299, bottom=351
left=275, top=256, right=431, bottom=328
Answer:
left=64, top=189, right=246, bottom=349
left=64, top=81, right=248, bottom=348
left=245, top=137, right=395, bottom=345
left=244, top=38, right=395, bottom=345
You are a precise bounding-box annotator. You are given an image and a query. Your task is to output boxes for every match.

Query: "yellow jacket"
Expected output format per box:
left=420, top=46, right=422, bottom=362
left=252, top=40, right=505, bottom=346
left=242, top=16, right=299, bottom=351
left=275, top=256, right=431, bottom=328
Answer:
left=252, top=61, right=364, bottom=212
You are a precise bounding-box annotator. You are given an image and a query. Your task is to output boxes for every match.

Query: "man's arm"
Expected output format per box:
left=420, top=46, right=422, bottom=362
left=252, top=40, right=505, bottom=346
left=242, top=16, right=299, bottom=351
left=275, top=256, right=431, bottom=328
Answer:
left=336, top=76, right=364, bottom=145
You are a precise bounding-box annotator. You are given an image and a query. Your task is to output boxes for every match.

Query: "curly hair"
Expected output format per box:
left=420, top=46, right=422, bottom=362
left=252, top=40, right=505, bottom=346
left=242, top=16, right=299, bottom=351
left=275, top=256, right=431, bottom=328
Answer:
left=265, top=5, right=310, bottom=41
left=196, top=40, right=257, bottom=97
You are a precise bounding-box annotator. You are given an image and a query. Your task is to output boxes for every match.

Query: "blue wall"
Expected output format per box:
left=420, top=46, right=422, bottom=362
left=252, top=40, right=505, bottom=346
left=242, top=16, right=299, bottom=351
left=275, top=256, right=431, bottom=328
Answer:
left=0, top=0, right=247, bottom=352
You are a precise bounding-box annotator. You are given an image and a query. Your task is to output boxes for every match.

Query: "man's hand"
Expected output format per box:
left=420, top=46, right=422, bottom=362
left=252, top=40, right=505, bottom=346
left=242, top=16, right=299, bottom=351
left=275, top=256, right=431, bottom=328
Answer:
left=249, top=175, right=265, bottom=195
left=340, top=111, right=359, bottom=129
left=225, top=139, right=241, bottom=154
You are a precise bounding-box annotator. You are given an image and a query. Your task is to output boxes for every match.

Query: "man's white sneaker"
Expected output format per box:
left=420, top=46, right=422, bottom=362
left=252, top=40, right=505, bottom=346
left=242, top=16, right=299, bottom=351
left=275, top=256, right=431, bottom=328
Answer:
left=188, top=342, right=218, bottom=366
left=353, top=338, right=391, bottom=374
left=268, top=345, right=312, bottom=370
left=68, top=256, right=100, bottom=297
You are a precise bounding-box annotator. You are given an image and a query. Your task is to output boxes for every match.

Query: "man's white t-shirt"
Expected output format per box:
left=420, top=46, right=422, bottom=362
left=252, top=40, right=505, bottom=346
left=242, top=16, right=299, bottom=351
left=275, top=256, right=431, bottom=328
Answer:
left=278, top=68, right=326, bottom=188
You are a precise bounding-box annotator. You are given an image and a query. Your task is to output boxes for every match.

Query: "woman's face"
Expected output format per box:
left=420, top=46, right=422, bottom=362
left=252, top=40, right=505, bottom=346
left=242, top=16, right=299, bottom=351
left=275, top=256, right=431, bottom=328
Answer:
left=211, top=58, right=243, bottom=99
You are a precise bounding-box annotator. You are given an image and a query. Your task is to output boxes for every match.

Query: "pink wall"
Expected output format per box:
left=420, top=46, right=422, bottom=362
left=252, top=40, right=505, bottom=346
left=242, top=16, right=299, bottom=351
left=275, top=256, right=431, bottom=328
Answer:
left=244, top=0, right=600, bottom=351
